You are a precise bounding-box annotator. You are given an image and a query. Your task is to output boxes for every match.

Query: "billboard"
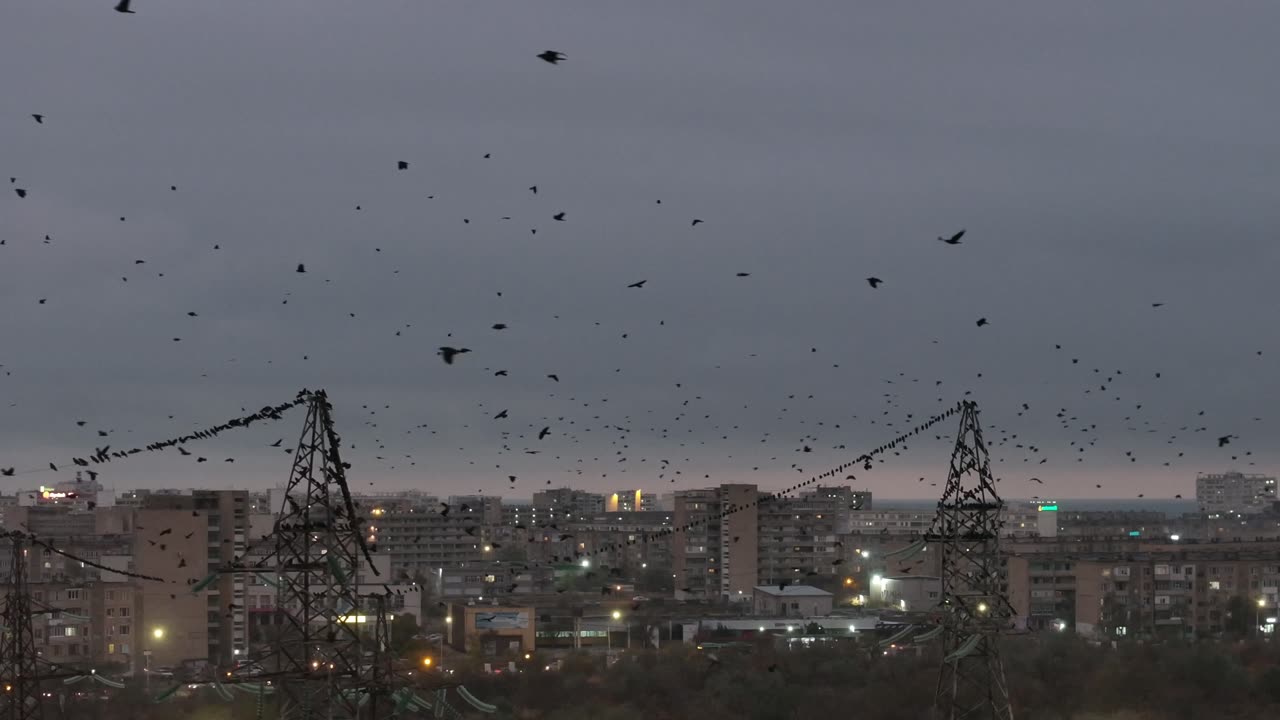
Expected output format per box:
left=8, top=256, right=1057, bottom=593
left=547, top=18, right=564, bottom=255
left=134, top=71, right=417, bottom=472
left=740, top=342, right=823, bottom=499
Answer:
left=474, top=611, right=529, bottom=630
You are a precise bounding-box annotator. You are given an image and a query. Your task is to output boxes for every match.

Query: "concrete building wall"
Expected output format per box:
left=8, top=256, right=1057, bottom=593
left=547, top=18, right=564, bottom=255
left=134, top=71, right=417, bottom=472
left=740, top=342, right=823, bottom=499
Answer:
left=134, top=508, right=210, bottom=671
left=721, top=484, right=759, bottom=600
left=1197, top=472, right=1277, bottom=516
left=448, top=604, right=535, bottom=656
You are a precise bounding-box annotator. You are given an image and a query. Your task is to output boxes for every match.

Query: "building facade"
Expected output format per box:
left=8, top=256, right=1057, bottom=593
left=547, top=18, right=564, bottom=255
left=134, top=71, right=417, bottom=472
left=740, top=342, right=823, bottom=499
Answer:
left=1196, top=472, right=1277, bottom=516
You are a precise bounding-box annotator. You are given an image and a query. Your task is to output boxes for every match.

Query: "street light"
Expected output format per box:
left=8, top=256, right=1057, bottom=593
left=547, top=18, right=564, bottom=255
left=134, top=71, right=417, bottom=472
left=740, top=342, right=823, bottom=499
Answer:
left=421, top=657, right=432, bottom=668
left=152, top=627, right=165, bottom=640
left=977, top=602, right=989, bottom=615
left=1258, top=598, right=1267, bottom=637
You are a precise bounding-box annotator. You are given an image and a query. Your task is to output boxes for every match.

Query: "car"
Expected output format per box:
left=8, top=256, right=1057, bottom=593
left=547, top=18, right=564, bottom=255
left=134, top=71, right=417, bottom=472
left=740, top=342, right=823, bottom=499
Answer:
left=632, top=595, right=650, bottom=602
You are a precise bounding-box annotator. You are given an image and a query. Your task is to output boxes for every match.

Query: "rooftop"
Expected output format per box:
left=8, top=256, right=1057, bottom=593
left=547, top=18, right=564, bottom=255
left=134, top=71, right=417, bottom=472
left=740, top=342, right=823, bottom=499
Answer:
left=754, top=584, right=833, bottom=597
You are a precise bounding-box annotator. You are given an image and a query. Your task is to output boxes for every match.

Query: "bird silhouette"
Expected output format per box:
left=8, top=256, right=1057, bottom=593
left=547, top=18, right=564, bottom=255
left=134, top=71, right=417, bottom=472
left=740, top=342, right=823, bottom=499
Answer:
left=627, top=280, right=647, bottom=288
left=938, top=229, right=965, bottom=244
left=866, top=277, right=883, bottom=288
left=114, top=0, right=135, bottom=13
left=31, top=114, right=44, bottom=124
left=537, top=51, right=566, bottom=65
left=438, top=347, right=471, bottom=365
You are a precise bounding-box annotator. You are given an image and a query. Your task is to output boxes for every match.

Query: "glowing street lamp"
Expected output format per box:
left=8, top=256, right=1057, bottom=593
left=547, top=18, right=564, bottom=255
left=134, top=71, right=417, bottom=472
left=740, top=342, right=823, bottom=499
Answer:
left=977, top=602, right=989, bottom=614
left=152, top=627, right=165, bottom=640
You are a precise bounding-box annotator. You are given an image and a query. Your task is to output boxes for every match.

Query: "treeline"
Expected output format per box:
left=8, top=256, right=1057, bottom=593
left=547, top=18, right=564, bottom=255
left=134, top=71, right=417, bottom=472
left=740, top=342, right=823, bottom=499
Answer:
left=459, top=636, right=1280, bottom=720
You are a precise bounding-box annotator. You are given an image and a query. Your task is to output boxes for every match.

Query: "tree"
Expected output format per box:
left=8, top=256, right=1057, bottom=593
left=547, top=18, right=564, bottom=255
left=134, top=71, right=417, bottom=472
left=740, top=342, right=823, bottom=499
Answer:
left=389, top=612, right=420, bottom=654
left=636, top=563, right=674, bottom=593
left=1225, top=595, right=1252, bottom=637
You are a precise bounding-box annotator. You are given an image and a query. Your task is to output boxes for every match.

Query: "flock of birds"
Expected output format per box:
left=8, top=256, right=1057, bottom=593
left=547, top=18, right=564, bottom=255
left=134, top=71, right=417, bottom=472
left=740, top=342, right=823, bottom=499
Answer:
left=2, top=18, right=1273, bottom=531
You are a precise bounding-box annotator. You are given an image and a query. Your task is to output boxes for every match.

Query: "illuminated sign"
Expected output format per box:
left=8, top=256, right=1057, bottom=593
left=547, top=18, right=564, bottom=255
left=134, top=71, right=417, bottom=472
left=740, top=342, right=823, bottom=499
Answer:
left=38, top=486, right=77, bottom=501
left=1128, top=531, right=1141, bottom=537
left=1037, top=505, right=1058, bottom=512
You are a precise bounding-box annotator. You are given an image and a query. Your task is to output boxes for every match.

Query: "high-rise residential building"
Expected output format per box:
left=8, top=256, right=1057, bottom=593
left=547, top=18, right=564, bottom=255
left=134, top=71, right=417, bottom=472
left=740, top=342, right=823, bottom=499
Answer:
left=1196, top=472, right=1277, bottom=516
left=672, top=485, right=758, bottom=601
left=132, top=507, right=211, bottom=672
left=446, top=495, right=504, bottom=525
left=140, top=490, right=248, bottom=666
left=606, top=489, right=647, bottom=512
left=367, top=500, right=490, bottom=579
left=532, top=488, right=605, bottom=521
left=757, top=489, right=848, bottom=587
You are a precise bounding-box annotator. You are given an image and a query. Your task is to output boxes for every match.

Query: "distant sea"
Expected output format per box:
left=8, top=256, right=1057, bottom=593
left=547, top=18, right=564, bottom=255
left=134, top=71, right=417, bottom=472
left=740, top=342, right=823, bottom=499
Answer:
left=879, top=497, right=1198, bottom=517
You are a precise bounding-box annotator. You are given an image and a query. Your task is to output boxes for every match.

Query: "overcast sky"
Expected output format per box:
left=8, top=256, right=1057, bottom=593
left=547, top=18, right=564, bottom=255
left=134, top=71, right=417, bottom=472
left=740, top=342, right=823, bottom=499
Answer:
left=1, top=1, right=1277, bottom=502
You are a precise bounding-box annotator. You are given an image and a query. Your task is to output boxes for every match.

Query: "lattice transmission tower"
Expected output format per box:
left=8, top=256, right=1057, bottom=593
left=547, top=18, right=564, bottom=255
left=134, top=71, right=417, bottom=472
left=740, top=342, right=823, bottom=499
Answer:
left=925, top=401, right=1015, bottom=720
left=0, top=534, right=44, bottom=720
left=263, top=389, right=379, bottom=720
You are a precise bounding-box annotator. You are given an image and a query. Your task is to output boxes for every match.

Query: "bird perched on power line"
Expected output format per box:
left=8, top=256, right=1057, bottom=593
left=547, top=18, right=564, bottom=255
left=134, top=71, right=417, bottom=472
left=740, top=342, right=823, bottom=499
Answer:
left=537, top=51, right=566, bottom=65
left=938, top=229, right=965, bottom=245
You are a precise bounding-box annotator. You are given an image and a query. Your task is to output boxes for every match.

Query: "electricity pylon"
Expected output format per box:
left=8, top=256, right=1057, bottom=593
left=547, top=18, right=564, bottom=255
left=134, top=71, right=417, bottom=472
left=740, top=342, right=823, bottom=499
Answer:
left=0, top=534, right=44, bottom=720
left=926, top=401, right=1015, bottom=720
left=268, top=390, right=377, bottom=720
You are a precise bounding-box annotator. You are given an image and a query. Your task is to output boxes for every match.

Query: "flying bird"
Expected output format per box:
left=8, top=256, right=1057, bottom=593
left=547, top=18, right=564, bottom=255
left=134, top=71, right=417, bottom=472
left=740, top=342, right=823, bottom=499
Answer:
left=538, top=427, right=551, bottom=440
left=31, top=114, right=44, bottom=124
left=627, top=280, right=647, bottom=288
left=866, top=277, right=883, bottom=289
left=938, top=229, right=965, bottom=244
left=976, top=318, right=989, bottom=327
left=438, top=346, right=471, bottom=365
left=553, top=212, right=565, bottom=221
left=295, top=263, right=306, bottom=273
left=397, top=161, right=409, bottom=170
left=114, top=0, right=135, bottom=13
left=537, top=51, right=566, bottom=65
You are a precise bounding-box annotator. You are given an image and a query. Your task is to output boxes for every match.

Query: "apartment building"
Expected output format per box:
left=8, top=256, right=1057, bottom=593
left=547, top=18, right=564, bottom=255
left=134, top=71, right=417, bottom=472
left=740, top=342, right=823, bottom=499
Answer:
left=139, top=490, right=249, bottom=665
left=757, top=492, right=845, bottom=588
left=531, top=488, right=606, bottom=522
left=367, top=501, right=490, bottom=579
left=1006, top=537, right=1280, bottom=638
left=1196, top=472, right=1278, bottom=516
left=672, top=485, right=759, bottom=601
left=606, top=490, right=648, bottom=512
